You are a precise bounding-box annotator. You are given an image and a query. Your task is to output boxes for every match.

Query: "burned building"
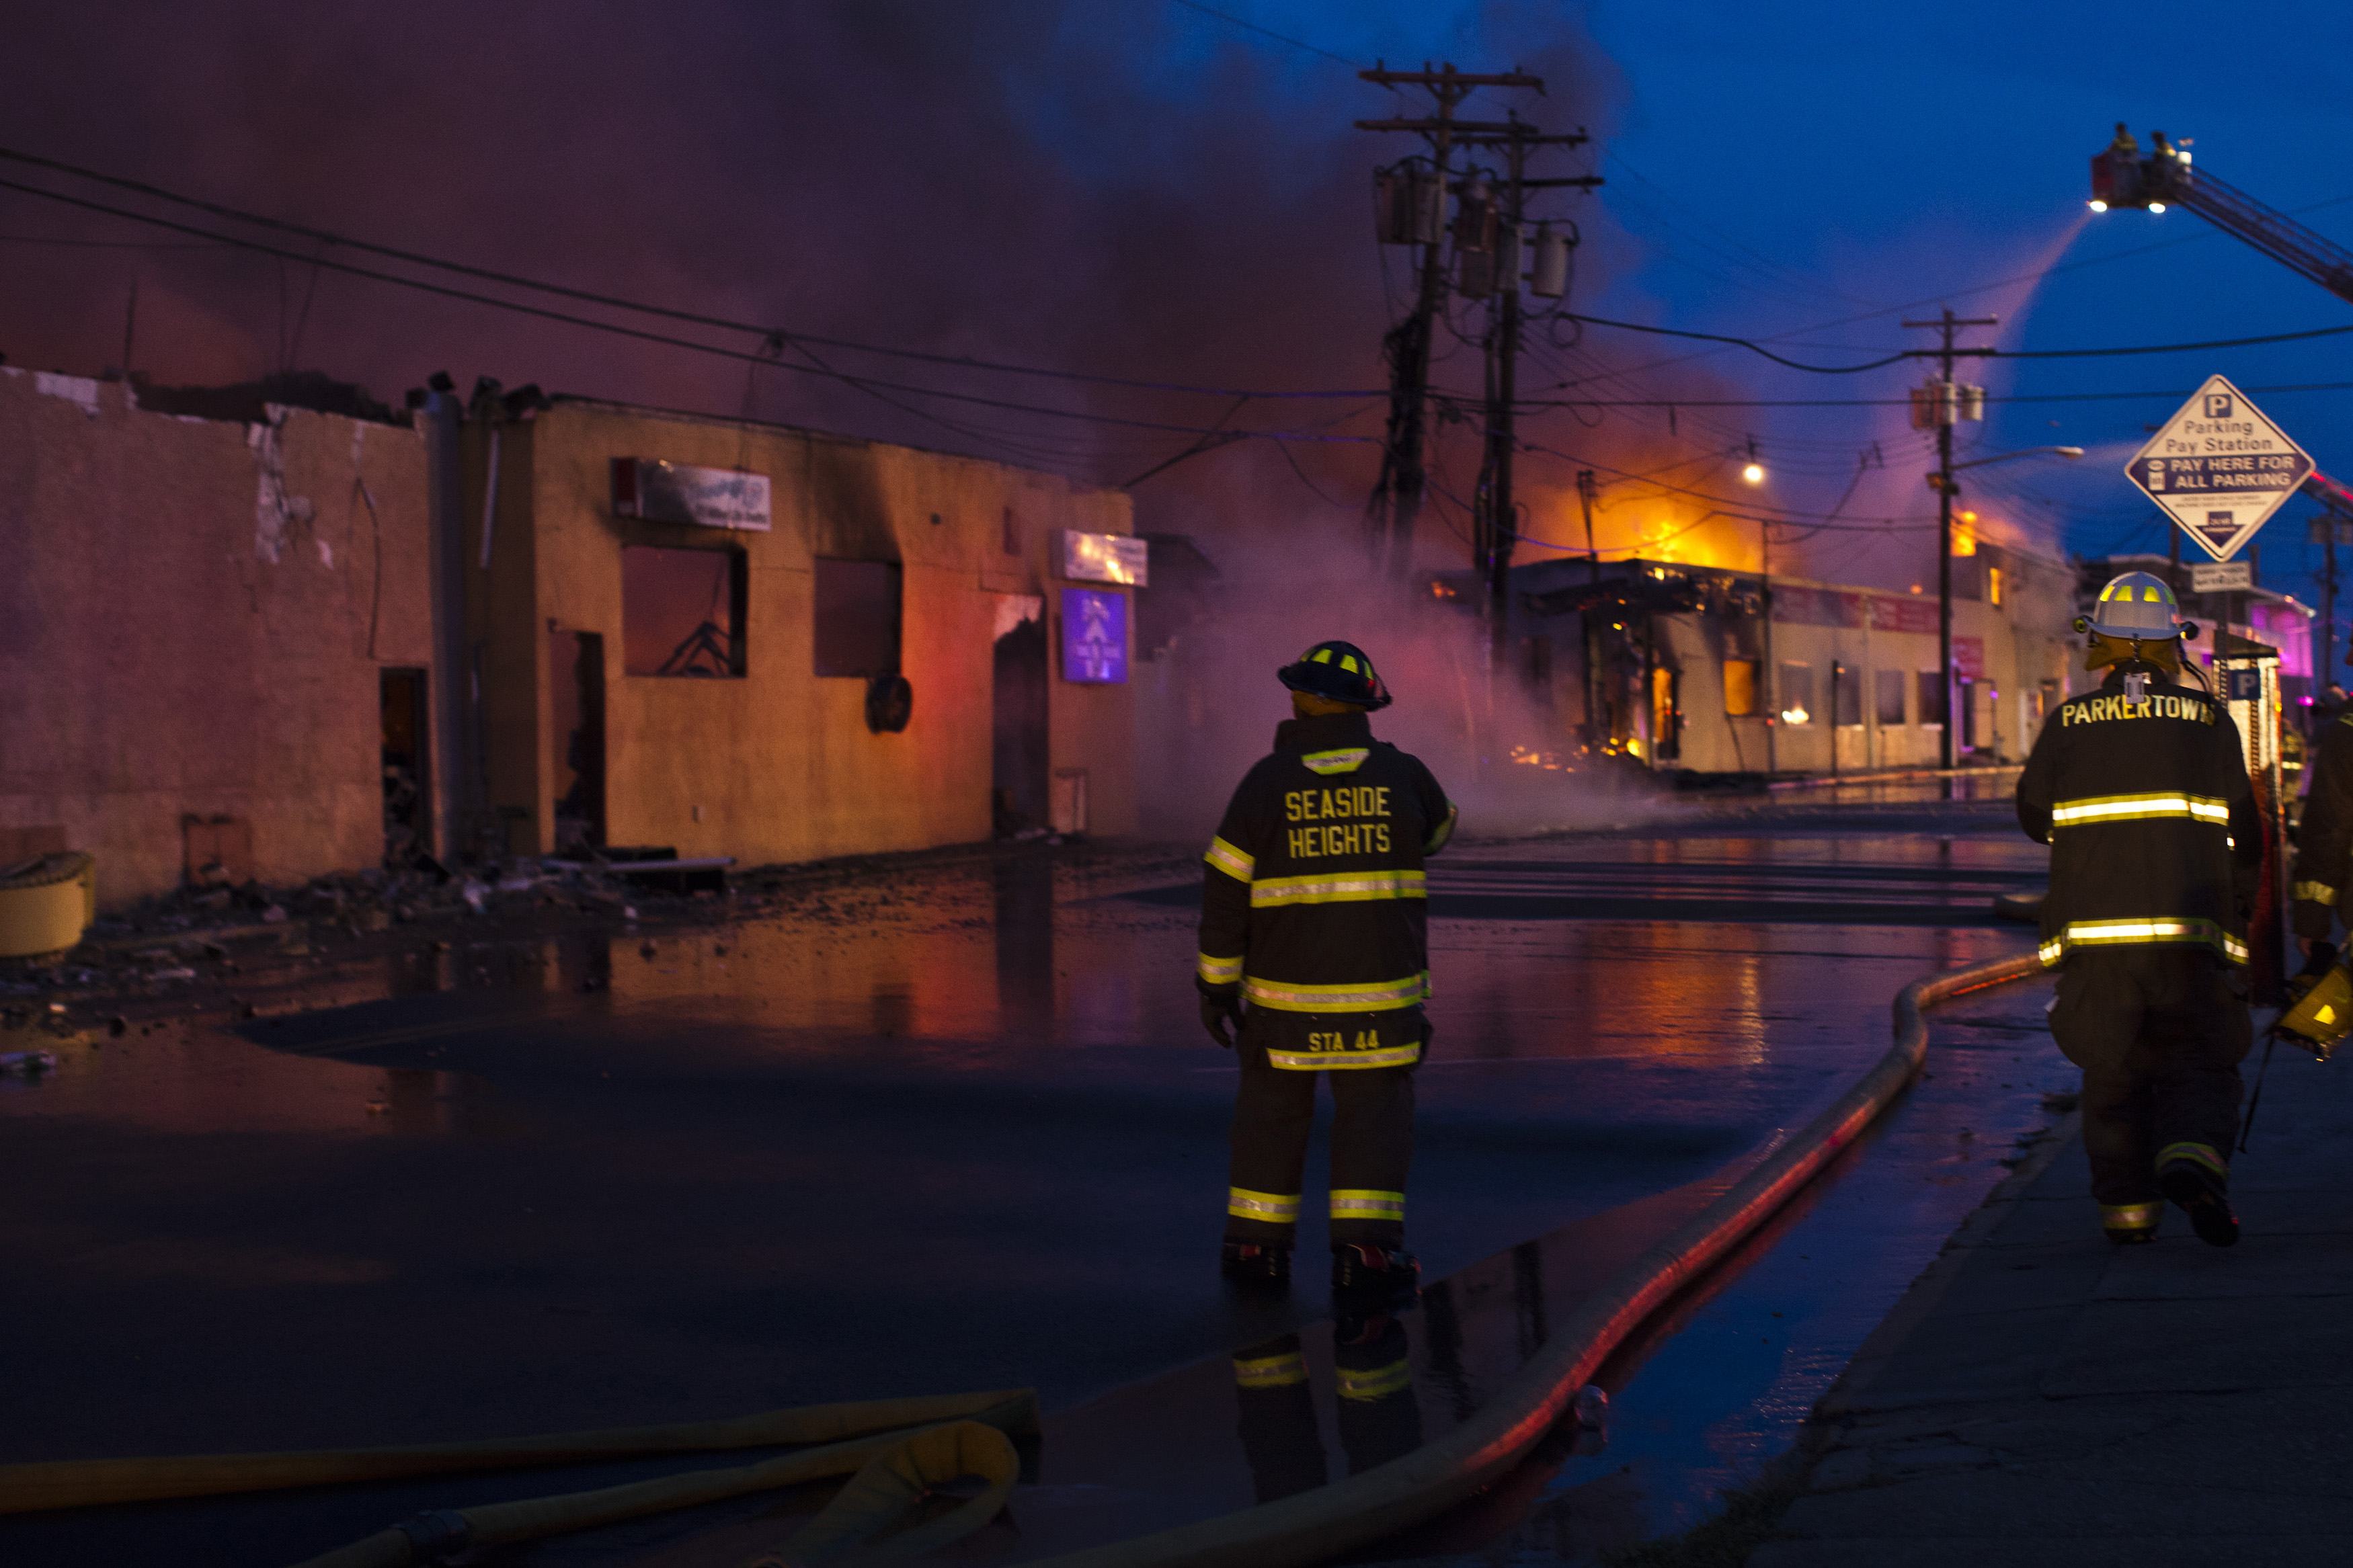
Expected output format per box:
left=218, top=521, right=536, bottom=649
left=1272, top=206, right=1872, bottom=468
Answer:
left=1, top=364, right=1139, bottom=909
left=1501, top=541, right=2079, bottom=778
left=0, top=368, right=434, bottom=903
left=1524, top=546, right=2082, bottom=774
left=451, top=390, right=1138, bottom=866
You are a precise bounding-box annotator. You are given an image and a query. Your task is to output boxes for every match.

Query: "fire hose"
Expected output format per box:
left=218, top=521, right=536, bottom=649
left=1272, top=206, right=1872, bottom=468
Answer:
left=0, top=1390, right=1033, bottom=1567
left=0, top=950, right=2044, bottom=1566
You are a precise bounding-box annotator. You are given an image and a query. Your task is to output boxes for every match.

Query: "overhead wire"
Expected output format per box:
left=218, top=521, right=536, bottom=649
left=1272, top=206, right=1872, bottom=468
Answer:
left=0, top=173, right=1384, bottom=458
left=0, top=146, right=1386, bottom=403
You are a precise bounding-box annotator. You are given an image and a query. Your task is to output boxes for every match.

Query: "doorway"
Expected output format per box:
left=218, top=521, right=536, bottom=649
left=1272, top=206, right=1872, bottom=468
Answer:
left=380, top=668, right=431, bottom=868
left=550, top=630, right=606, bottom=853
left=992, top=615, right=1049, bottom=837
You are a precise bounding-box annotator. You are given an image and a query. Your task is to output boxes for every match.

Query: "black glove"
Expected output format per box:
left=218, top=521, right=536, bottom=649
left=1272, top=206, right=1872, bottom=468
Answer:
left=1199, top=987, right=1242, bottom=1048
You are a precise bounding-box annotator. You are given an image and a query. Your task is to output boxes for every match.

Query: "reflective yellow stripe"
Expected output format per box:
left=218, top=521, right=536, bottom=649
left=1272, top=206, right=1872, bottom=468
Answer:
left=1424, top=803, right=1458, bottom=854
left=2157, top=1141, right=2229, bottom=1178
left=1337, top=1359, right=1412, bottom=1402
left=1244, top=973, right=1429, bottom=1012
left=1330, top=1188, right=1406, bottom=1221
left=1197, top=951, right=1244, bottom=985
left=2049, top=792, right=2231, bottom=827
left=2046, top=919, right=2247, bottom=964
left=1227, top=1188, right=1300, bottom=1223
left=1302, top=747, right=1370, bottom=776
left=1205, top=835, right=1254, bottom=882
left=1250, top=870, right=1427, bottom=907
left=1234, top=1352, right=1308, bottom=1389
left=2295, top=880, right=2340, bottom=905
left=1267, top=1042, right=1423, bottom=1070
left=2102, top=1201, right=2161, bottom=1230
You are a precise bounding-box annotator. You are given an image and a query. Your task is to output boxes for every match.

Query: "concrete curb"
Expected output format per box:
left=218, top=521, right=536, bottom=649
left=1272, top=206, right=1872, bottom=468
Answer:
left=1025, top=949, right=2048, bottom=1568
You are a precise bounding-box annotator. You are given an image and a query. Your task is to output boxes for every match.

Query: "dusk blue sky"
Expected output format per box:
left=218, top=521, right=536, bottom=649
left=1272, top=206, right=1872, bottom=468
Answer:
left=1168, top=0, right=2353, bottom=609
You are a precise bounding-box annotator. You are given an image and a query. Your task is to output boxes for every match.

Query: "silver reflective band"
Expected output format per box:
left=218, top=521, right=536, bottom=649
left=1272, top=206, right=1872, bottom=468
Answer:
left=1244, top=973, right=1430, bottom=1012
left=2041, top=918, right=2248, bottom=966
left=1250, top=870, right=1427, bottom=907
left=2049, top=792, right=2231, bottom=827
left=1266, top=1042, right=1423, bottom=1070
left=1204, top=835, right=1254, bottom=882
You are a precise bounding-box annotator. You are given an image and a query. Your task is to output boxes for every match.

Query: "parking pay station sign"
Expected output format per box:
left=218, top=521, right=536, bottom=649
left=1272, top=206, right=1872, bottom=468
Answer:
left=2126, top=376, right=2311, bottom=562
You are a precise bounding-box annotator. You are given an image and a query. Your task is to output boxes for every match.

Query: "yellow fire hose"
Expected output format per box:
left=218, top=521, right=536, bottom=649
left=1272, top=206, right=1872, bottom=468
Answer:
left=0, top=1389, right=1033, bottom=1567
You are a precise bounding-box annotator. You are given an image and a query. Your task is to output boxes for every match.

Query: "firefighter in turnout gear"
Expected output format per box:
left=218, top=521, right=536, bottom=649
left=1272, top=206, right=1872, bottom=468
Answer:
left=2018, top=571, right=2262, bottom=1247
left=1199, top=640, right=1457, bottom=1305
left=2288, top=667, right=2353, bottom=993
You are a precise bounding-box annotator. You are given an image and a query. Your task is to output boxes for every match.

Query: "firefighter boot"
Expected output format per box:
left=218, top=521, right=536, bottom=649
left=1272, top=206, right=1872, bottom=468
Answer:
left=2101, top=1200, right=2161, bottom=1246
left=2157, top=1146, right=2239, bottom=1248
left=1222, top=1239, right=1293, bottom=1288
left=1332, top=1241, right=1419, bottom=1313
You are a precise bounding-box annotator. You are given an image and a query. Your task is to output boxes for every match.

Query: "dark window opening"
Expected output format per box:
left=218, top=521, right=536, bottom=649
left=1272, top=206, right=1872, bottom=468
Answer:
left=380, top=668, right=431, bottom=868
left=1918, top=669, right=1949, bottom=727
left=815, top=558, right=903, bottom=677
left=1875, top=668, right=1908, bottom=727
left=549, top=630, right=606, bottom=852
left=624, top=546, right=746, bottom=677
left=1832, top=661, right=1863, bottom=727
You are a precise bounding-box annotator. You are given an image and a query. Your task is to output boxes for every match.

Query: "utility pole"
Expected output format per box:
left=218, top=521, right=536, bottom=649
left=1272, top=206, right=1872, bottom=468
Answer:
left=1359, top=63, right=1543, bottom=579
left=2317, top=511, right=2346, bottom=692
left=1461, top=117, right=1597, bottom=667
left=1905, top=307, right=1999, bottom=772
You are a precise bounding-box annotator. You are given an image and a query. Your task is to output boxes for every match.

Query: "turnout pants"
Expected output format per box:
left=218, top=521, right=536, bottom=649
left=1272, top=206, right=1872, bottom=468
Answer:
left=2048, top=949, right=2250, bottom=1229
left=1225, top=1022, right=1415, bottom=1248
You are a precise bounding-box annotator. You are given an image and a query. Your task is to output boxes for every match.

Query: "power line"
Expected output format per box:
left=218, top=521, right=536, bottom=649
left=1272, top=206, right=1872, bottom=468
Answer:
left=1499, top=378, right=2353, bottom=410
left=1168, top=0, right=1359, bottom=66
left=0, top=172, right=1383, bottom=454
left=0, top=145, right=1384, bottom=402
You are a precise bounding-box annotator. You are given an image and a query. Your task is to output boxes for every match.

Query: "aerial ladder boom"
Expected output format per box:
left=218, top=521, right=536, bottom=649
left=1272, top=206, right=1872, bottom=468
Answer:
left=2091, top=125, right=2353, bottom=305
left=2091, top=125, right=2353, bottom=518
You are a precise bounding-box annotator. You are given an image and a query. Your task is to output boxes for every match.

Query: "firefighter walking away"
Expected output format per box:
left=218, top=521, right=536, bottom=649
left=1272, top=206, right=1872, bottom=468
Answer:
left=2018, top=571, right=2261, bottom=1247
left=1197, top=640, right=1457, bottom=1309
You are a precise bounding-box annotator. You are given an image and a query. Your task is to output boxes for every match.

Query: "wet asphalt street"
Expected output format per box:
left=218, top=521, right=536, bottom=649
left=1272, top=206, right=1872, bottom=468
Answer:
left=0, top=780, right=2071, bottom=1566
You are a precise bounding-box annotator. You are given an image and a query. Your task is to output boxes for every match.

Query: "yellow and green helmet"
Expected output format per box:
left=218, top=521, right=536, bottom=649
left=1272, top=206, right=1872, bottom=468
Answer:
left=1278, top=639, right=1392, bottom=710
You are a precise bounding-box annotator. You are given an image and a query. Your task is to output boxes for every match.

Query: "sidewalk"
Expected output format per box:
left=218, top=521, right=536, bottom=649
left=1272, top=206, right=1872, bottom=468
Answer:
left=1754, top=1045, right=2353, bottom=1566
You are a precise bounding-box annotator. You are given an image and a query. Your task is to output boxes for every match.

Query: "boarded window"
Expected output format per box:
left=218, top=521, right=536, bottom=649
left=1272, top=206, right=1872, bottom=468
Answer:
left=814, top=559, right=903, bottom=677
left=1876, top=669, right=1908, bottom=727
left=1722, top=659, right=1759, bottom=716
left=623, top=546, right=745, bottom=677
left=1918, top=669, right=1949, bottom=727
left=1778, top=662, right=1814, bottom=725
left=1833, top=663, right=1863, bottom=727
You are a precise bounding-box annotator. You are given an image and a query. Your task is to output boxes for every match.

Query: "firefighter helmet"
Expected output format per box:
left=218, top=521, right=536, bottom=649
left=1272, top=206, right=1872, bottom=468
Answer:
left=2084, top=571, right=2186, bottom=641
left=1279, top=640, right=1392, bottom=710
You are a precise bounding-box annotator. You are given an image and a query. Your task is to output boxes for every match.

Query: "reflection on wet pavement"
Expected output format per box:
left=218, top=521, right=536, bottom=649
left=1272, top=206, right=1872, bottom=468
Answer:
left=0, top=788, right=2062, bottom=1567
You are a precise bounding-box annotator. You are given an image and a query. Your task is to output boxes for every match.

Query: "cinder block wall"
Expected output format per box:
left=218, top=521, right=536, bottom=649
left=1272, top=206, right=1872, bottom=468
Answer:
left=0, top=370, right=433, bottom=905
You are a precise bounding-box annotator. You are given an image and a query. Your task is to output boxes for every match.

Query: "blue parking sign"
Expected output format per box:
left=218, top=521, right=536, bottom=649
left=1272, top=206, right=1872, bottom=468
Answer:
left=1060, top=588, right=1127, bottom=684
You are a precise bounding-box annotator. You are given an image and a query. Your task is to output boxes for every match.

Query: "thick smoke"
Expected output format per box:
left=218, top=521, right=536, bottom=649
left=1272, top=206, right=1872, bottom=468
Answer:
left=0, top=2, right=1745, bottom=839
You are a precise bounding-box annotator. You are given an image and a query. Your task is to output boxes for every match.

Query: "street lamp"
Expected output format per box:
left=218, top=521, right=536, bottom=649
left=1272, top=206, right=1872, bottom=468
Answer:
left=1925, top=446, right=2084, bottom=769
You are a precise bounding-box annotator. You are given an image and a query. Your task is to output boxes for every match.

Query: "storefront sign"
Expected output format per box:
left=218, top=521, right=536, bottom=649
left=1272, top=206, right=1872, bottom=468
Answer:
left=1060, top=588, right=1127, bottom=684
left=611, top=458, right=771, bottom=532
left=1056, top=530, right=1149, bottom=586
left=1952, top=635, right=1986, bottom=680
